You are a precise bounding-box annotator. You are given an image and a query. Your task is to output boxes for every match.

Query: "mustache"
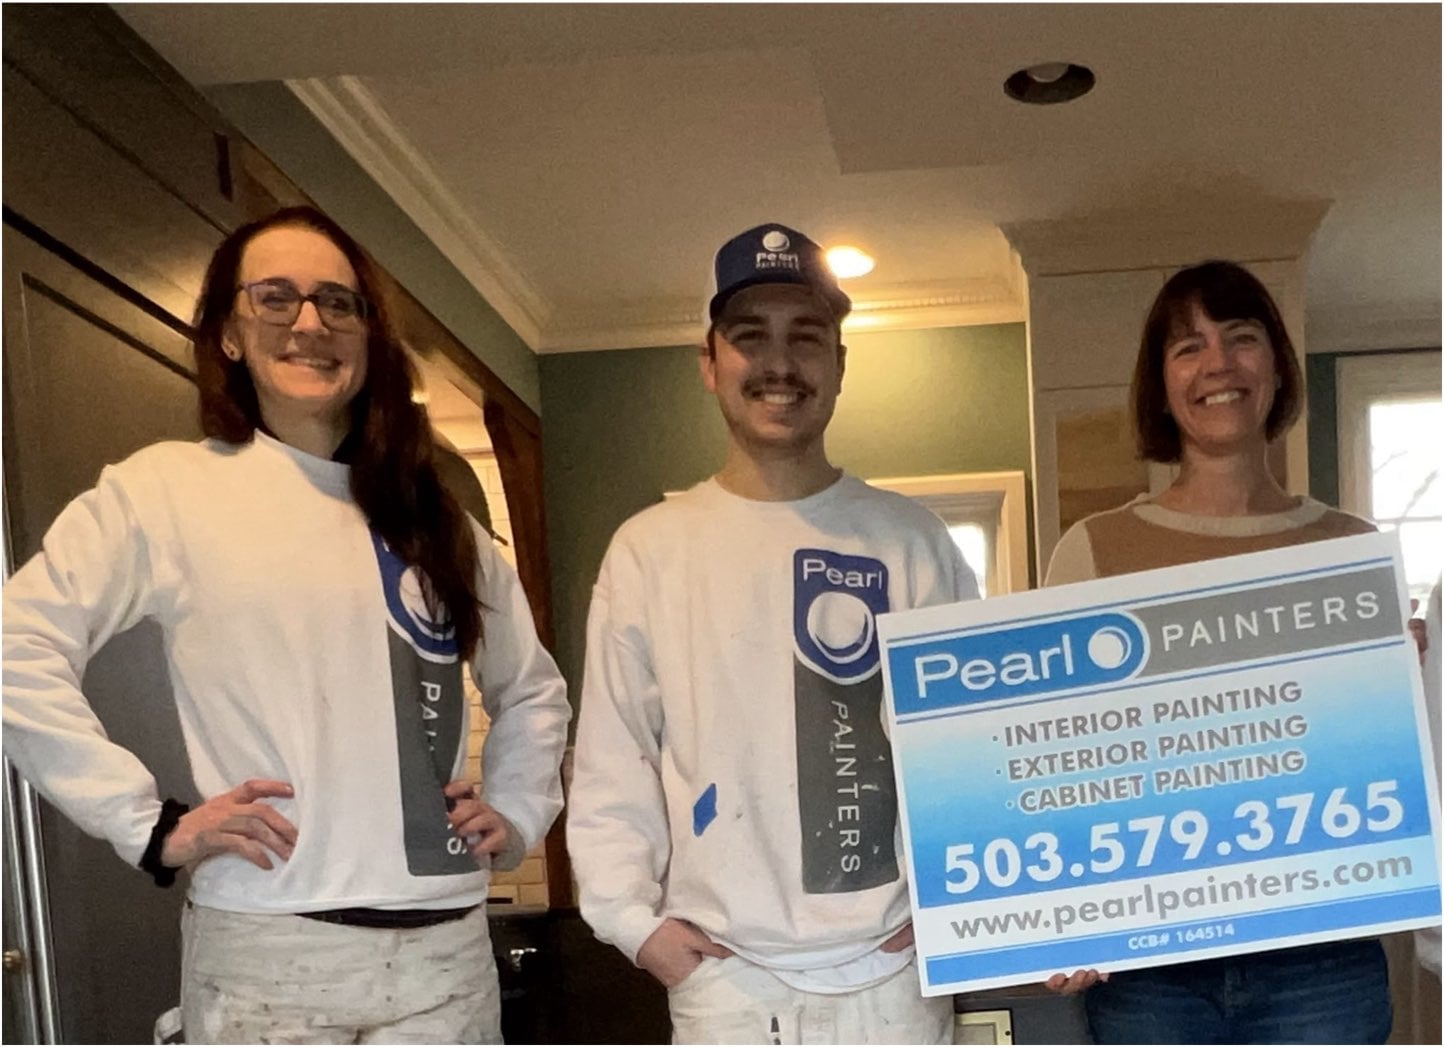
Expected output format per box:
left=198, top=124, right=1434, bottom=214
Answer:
left=742, top=374, right=814, bottom=397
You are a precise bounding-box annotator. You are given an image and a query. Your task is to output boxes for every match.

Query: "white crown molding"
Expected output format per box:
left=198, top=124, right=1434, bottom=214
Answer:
left=843, top=297, right=1025, bottom=336
left=285, top=76, right=549, bottom=350
left=537, top=280, right=1025, bottom=353
left=846, top=278, right=1024, bottom=334
left=1002, top=199, right=1333, bottom=277
left=539, top=313, right=705, bottom=353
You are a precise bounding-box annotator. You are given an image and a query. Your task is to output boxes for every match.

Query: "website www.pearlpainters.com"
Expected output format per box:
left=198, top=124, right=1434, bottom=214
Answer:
left=949, top=853, right=1415, bottom=942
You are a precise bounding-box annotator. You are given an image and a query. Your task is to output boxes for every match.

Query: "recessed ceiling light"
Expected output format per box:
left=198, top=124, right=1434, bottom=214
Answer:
left=1004, top=62, right=1095, bottom=105
left=827, top=246, right=875, bottom=279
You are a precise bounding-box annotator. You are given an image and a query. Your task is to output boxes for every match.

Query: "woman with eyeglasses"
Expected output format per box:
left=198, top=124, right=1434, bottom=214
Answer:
left=1041, top=260, right=1391, bottom=1043
left=2, top=206, right=570, bottom=1043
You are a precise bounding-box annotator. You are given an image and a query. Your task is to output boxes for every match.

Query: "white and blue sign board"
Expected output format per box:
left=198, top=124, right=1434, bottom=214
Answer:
left=879, top=532, right=1441, bottom=995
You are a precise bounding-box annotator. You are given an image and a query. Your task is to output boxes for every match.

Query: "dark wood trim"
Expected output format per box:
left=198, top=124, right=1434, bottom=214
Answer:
left=377, top=265, right=541, bottom=439
left=542, top=813, right=574, bottom=910
left=481, top=399, right=572, bottom=904
left=482, top=401, right=555, bottom=647
left=214, top=133, right=235, bottom=202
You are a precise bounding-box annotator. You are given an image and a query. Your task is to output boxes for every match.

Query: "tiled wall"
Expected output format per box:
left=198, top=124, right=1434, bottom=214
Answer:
left=461, top=453, right=552, bottom=906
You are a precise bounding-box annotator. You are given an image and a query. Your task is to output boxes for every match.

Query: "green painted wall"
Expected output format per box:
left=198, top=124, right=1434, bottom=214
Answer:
left=540, top=323, right=1032, bottom=699
left=1306, top=353, right=1341, bottom=506
left=206, top=82, right=541, bottom=412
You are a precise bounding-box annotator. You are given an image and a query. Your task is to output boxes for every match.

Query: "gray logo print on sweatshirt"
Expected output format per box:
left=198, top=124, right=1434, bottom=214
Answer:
left=793, top=549, right=899, bottom=894
left=372, top=533, right=476, bottom=876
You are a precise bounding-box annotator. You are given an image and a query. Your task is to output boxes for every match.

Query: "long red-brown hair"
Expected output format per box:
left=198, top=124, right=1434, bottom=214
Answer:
left=193, top=206, right=483, bottom=659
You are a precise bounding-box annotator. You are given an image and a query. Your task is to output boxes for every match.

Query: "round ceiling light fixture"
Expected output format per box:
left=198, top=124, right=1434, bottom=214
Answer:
left=1004, top=62, right=1095, bottom=105
left=826, top=245, right=875, bottom=279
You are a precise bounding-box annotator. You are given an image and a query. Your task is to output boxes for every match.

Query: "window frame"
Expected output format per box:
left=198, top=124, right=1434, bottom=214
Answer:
left=1336, top=351, right=1441, bottom=520
left=869, top=470, right=1030, bottom=595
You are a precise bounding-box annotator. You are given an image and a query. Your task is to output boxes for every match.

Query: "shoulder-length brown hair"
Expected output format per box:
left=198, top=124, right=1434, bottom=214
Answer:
left=1131, top=260, right=1303, bottom=463
left=193, top=206, right=483, bottom=659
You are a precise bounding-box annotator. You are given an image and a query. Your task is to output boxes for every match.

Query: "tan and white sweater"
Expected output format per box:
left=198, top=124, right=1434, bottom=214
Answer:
left=1045, top=494, right=1376, bottom=585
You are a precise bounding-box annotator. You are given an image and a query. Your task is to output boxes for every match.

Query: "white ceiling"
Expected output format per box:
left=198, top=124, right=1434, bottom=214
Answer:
left=115, top=3, right=1441, bottom=354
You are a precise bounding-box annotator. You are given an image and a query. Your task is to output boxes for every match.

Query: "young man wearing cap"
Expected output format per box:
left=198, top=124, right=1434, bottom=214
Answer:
left=567, top=223, right=977, bottom=1043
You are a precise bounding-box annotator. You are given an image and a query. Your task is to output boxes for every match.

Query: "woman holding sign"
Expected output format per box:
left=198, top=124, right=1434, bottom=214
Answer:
left=1043, top=260, right=1391, bottom=1043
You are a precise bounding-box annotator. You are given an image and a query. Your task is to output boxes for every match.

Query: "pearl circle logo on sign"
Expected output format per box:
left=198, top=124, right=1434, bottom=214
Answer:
left=807, top=591, right=875, bottom=665
left=761, top=230, right=791, bottom=252
left=1087, top=625, right=1132, bottom=670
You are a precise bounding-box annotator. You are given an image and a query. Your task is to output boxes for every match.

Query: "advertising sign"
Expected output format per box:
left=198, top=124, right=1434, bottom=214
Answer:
left=880, top=533, right=1440, bottom=994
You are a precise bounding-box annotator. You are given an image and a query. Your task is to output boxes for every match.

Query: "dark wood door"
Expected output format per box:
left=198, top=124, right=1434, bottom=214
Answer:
left=3, top=223, right=204, bottom=1044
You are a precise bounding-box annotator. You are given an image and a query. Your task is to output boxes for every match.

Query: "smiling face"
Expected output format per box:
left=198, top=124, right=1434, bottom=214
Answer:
left=223, top=225, right=369, bottom=435
left=701, top=283, right=845, bottom=459
left=1162, top=302, right=1278, bottom=458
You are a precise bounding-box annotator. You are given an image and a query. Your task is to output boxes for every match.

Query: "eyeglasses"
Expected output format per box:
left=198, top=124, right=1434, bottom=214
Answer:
left=239, top=280, right=369, bottom=333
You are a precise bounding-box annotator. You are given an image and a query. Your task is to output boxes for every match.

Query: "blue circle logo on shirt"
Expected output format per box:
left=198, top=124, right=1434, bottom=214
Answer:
left=371, top=533, right=457, bottom=661
left=807, top=591, right=876, bottom=666
left=793, top=549, right=890, bottom=684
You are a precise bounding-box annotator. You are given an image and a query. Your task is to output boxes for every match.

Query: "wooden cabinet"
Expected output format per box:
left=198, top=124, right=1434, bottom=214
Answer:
left=2, top=62, right=224, bottom=329
left=2, top=223, right=203, bottom=1047
left=2, top=4, right=246, bottom=232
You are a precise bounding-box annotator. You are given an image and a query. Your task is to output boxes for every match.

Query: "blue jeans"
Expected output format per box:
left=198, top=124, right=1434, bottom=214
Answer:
left=1085, top=938, right=1391, bottom=1044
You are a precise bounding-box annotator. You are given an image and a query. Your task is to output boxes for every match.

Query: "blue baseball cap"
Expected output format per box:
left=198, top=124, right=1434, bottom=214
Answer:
left=707, top=223, right=851, bottom=321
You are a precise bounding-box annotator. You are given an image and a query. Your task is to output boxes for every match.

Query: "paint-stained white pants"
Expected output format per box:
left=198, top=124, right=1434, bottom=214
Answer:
left=668, top=954, right=953, bottom=1044
left=180, top=904, right=501, bottom=1044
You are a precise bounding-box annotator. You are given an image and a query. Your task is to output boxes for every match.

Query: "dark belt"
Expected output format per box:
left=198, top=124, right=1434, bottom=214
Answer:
left=298, top=904, right=479, bottom=929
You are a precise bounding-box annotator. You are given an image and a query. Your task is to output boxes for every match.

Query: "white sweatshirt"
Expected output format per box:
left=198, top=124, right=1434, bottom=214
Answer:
left=2, top=432, right=570, bottom=913
left=567, top=475, right=977, bottom=991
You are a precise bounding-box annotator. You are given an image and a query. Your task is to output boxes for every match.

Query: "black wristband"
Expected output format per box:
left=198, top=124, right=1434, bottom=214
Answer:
left=139, top=799, right=189, bottom=887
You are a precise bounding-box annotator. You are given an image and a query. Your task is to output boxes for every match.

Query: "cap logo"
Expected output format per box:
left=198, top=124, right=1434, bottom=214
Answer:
left=710, top=224, right=850, bottom=321
left=761, top=230, right=791, bottom=252
left=755, top=250, right=801, bottom=272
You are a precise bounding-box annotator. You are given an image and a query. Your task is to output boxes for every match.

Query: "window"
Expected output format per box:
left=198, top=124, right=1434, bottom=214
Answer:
left=1337, top=351, right=1442, bottom=603
left=869, top=472, right=1030, bottom=597
left=947, top=522, right=991, bottom=597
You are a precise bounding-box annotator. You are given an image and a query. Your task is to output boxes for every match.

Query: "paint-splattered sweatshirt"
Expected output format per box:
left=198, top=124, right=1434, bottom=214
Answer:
left=568, top=474, right=977, bottom=992
left=2, top=432, right=570, bottom=913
